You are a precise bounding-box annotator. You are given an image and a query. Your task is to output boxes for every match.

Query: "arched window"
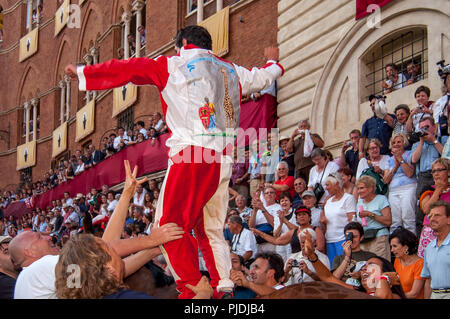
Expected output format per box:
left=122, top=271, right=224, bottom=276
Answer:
left=361, top=28, right=428, bottom=102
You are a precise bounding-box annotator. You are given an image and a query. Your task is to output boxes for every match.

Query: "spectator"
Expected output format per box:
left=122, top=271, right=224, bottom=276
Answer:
left=107, top=191, right=118, bottom=214
left=252, top=205, right=326, bottom=257
left=340, top=129, right=361, bottom=178
left=279, top=135, right=295, bottom=177
left=307, top=148, right=339, bottom=205
left=338, top=167, right=356, bottom=196
left=135, top=121, right=148, bottom=139
left=287, top=120, right=325, bottom=182
left=383, top=133, right=417, bottom=234
left=283, top=228, right=329, bottom=285
left=392, top=104, right=411, bottom=137
left=74, top=157, right=85, bottom=175
left=418, top=158, right=450, bottom=258
left=356, top=138, right=390, bottom=179
left=229, top=253, right=256, bottom=299
left=63, top=192, right=73, bottom=207
left=421, top=200, right=450, bottom=299
left=260, top=132, right=278, bottom=184
left=53, top=208, right=64, bottom=234
left=127, top=34, right=136, bottom=56
left=228, top=215, right=257, bottom=264
left=235, top=195, right=252, bottom=225
left=99, top=194, right=109, bottom=216
left=302, top=230, right=406, bottom=299
left=292, top=177, right=307, bottom=209
left=230, top=147, right=250, bottom=203
left=247, top=139, right=263, bottom=197
left=355, top=175, right=392, bottom=261
left=152, top=112, right=167, bottom=133
left=381, top=63, right=406, bottom=94
left=88, top=144, right=105, bottom=166
left=410, top=117, right=448, bottom=235
left=359, top=95, right=396, bottom=158
left=331, top=222, right=377, bottom=288
left=268, top=161, right=295, bottom=200
left=389, top=227, right=425, bottom=299
left=321, top=172, right=357, bottom=265
left=132, top=184, right=147, bottom=210
left=54, top=234, right=171, bottom=299
left=249, top=186, right=281, bottom=252
left=267, top=192, right=296, bottom=261
left=301, top=191, right=322, bottom=229
left=138, top=25, right=146, bottom=46
left=113, top=127, right=129, bottom=151
left=230, top=252, right=285, bottom=297
left=405, top=61, right=422, bottom=85
left=133, top=206, right=146, bottom=233
left=432, top=71, right=450, bottom=138
left=0, top=236, right=18, bottom=299
left=9, top=231, right=60, bottom=298
left=405, top=86, right=434, bottom=137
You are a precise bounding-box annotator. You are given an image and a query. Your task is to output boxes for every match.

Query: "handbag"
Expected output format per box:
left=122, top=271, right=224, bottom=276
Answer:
left=254, top=223, right=273, bottom=244
left=360, top=227, right=387, bottom=244
left=360, top=164, right=388, bottom=195
left=313, top=161, right=328, bottom=200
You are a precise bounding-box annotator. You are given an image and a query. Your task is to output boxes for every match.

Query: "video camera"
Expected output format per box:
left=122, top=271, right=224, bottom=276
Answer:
left=437, top=60, right=450, bottom=81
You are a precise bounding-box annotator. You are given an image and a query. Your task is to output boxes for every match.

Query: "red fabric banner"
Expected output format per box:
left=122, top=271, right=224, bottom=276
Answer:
left=31, top=95, right=277, bottom=209
left=236, top=93, right=277, bottom=147
left=33, top=134, right=170, bottom=210
left=355, top=0, right=394, bottom=20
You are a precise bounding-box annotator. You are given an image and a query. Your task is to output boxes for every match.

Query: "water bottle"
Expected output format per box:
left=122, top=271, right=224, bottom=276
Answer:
left=359, top=205, right=367, bottom=226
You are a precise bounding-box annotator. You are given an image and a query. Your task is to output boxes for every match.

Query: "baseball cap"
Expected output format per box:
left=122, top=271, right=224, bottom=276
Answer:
left=301, top=190, right=316, bottom=199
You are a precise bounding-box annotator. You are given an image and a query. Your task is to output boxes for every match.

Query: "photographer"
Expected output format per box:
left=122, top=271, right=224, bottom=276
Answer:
left=283, top=228, right=329, bottom=286
left=339, top=129, right=361, bottom=178
left=409, top=117, right=448, bottom=234
left=359, top=95, right=396, bottom=159
left=405, top=86, right=434, bottom=139
left=331, top=222, right=377, bottom=287
left=432, top=62, right=450, bottom=138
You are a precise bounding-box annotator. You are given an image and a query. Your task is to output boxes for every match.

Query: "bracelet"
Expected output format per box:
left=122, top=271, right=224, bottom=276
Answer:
left=378, top=275, right=391, bottom=285
left=308, top=253, right=319, bottom=263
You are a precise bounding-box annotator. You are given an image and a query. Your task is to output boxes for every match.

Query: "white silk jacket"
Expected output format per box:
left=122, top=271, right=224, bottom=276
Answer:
left=78, top=44, right=284, bottom=157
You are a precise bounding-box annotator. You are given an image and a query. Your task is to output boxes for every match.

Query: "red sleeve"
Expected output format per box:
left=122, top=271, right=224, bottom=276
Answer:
left=80, top=56, right=169, bottom=92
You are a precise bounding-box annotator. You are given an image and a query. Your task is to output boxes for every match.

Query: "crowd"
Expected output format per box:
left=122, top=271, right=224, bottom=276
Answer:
left=1, top=45, right=449, bottom=299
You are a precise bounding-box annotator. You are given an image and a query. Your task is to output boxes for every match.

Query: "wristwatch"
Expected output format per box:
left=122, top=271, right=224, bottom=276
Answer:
left=400, top=160, right=405, bottom=164
left=433, top=139, right=439, bottom=144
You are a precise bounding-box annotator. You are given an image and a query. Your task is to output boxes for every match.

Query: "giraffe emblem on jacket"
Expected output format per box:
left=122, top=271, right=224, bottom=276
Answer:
left=221, top=68, right=235, bottom=128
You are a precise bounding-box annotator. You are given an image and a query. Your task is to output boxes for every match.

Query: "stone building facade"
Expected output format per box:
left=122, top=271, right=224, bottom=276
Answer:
left=0, top=0, right=278, bottom=191
left=277, top=0, right=449, bottom=154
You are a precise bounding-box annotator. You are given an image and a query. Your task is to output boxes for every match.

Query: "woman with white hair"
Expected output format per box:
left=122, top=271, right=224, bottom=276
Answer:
left=282, top=228, right=330, bottom=286
left=321, top=172, right=357, bottom=265
left=355, top=175, right=392, bottom=261
left=383, top=133, right=417, bottom=234
left=308, top=148, right=339, bottom=206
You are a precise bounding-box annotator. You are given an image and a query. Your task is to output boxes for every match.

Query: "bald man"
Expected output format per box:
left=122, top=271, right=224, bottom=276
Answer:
left=9, top=231, right=60, bottom=299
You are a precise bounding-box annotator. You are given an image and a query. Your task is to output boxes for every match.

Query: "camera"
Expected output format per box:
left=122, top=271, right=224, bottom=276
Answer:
left=437, top=60, right=450, bottom=80
left=346, top=141, right=353, bottom=147
left=291, top=260, right=300, bottom=268
left=410, top=125, right=430, bottom=140
left=345, top=232, right=353, bottom=242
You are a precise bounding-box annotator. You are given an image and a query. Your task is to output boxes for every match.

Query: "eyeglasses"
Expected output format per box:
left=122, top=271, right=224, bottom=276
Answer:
left=264, top=191, right=276, bottom=195
left=294, top=183, right=305, bottom=186
left=432, top=168, right=447, bottom=174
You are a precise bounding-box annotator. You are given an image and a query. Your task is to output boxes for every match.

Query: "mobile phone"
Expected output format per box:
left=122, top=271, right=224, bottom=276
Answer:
left=345, top=232, right=353, bottom=242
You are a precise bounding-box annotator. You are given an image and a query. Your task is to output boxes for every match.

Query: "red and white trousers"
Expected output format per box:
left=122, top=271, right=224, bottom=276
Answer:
left=154, top=145, right=234, bottom=299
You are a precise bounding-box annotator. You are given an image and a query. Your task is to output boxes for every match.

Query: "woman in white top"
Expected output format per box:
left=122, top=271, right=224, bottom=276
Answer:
left=321, top=172, right=356, bottom=266
left=308, top=148, right=340, bottom=205
left=271, top=192, right=296, bottom=262
left=356, top=138, right=390, bottom=179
